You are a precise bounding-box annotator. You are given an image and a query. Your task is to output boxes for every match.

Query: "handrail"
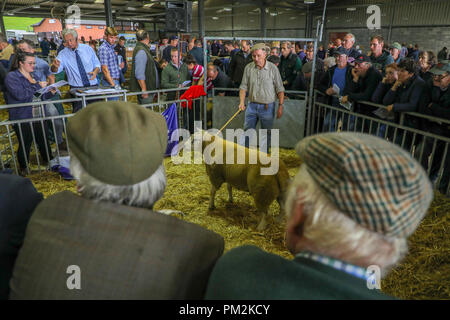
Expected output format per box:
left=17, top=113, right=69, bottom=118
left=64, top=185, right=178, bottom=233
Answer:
left=314, top=89, right=450, bottom=127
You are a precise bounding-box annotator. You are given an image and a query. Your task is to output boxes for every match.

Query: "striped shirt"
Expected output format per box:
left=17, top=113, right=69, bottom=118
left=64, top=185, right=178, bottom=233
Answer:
left=192, top=64, right=204, bottom=82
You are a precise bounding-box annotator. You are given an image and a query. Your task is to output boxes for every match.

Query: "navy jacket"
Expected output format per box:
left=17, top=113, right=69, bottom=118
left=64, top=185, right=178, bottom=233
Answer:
left=383, top=74, right=427, bottom=128
left=0, top=173, right=43, bottom=300
left=5, top=70, right=54, bottom=120
left=347, top=66, right=382, bottom=115
left=372, top=82, right=394, bottom=104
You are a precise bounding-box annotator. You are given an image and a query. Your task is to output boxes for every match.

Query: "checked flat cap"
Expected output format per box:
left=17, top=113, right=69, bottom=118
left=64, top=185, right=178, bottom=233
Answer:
left=296, top=132, right=433, bottom=238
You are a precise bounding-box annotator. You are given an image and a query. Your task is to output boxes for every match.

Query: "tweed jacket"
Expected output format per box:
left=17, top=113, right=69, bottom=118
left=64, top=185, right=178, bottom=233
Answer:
left=9, top=191, right=224, bottom=300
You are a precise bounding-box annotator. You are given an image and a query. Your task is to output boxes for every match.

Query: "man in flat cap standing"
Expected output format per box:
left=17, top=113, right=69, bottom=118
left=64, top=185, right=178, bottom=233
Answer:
left=205, top=132, right=433, bottom=299
left=239, top=43, right=285, bottom=153
left=9, top=101, right=224, bottom=300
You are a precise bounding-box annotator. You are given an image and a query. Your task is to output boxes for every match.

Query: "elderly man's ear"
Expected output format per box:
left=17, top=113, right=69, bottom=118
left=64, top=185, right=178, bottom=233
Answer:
left=286, top=197, right=308, bottom=255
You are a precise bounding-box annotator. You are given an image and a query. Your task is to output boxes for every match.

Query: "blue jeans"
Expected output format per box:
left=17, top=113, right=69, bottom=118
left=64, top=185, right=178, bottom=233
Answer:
left=242, top=102, right=275, bottom=153
left=323, top=98, right=355, bottom=132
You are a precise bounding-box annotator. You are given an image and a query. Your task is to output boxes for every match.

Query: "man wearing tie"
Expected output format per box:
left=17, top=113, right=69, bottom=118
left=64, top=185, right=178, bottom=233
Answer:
left=51, top=29, right=101, bottom=113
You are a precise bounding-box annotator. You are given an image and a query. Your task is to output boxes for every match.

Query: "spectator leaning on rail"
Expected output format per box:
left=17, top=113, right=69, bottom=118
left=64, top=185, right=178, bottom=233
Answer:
left=229, top=40, right=253, bottom=88
left=50, top=28, right=101, bottom=113
left=369, top=35, right=394, bottom=74
left=5, top=51, right=57, bottom=176
left=129, top=29, right=158, bottom=106
left=416, top=61, right=450, bottom=194
left=0, top=33, right=15, bottom=69
left=238, top=43, right=285, bottom=153
left=279, top=41, right=302, bottom=90
left=342, top=54, right=382, bottom=121
left=97, top=27, right=121, bottom=101
left=205, top=132, right=433, bottom=299
left=8, top=101, right=225, bottom=300
left=318, top=48, right=355, bottom=131
left=207, top=63, right=232, bottom=96
left=0, top=173, right=43, bottom=300
left=383, top=58, right=427, bottom=149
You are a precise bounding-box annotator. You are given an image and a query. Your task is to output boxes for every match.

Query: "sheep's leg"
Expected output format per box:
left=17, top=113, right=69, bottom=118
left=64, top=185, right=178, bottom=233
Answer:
left=227, top=183, right=233, bottom=203
left=209, top=185, right=217, bottom=210
left=256, top=211, right=268, bottom=231
left=276, top=196, right=286, bottom=224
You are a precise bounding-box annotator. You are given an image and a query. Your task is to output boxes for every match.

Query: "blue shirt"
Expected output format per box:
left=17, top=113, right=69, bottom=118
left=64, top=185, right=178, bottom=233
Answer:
left=135, top=50, right=159, bottom=89
left=54, top=43, right=101, bottom=87
left=332, top=66, right=347, bottom=94
left=32, top=57, right=52, bottom=82
left=98, top=41, right=120, bottom=79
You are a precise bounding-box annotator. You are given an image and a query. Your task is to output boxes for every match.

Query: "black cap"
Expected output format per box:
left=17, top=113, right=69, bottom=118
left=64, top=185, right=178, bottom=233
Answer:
left=354, top=54, right=371, bottom=63
left=335, top=47, right=349, bottom=56
left=169, top=35, right=178, bottom=41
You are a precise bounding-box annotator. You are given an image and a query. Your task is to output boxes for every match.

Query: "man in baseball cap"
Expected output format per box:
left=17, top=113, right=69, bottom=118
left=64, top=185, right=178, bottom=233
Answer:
left=390, top=42, right=403, bottom=63
left=9, top=101, right=224, bottom=300
left=341, top=53, right=382, bottom=117
left=205, top=132, right=433, bottom=299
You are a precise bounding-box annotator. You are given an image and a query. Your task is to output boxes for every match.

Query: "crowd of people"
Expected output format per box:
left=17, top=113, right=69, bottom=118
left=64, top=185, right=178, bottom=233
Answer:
left=0, top=27, right=447, bottom=301
left=0, top=100, right=435, bottom=300
left=0, top=28, right=448, bottom=189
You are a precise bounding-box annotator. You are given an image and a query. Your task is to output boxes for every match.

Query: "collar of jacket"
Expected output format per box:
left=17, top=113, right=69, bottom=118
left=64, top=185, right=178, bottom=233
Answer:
left=401, top=74, right=418, bottom=89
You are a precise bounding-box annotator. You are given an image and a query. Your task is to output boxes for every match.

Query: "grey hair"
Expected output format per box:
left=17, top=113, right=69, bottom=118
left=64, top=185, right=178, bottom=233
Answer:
left=62, top=28, right=78, bottom=40
left=285, top=164, right=408, bottom=277
left=345, top=33, right=356, bottom=44
left=70, top=154, right=167, bottom=210
left=281, top=41, right=292, bottom=49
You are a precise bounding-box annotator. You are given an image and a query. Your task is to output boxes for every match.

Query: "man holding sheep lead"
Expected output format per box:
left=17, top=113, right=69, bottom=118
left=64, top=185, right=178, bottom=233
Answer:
left=239, top=43, right=285, bottom=153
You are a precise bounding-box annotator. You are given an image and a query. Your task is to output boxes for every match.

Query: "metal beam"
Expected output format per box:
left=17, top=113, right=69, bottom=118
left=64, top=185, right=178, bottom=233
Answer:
left=104, top=0, right=114, bottom=27
left=260, top=3, right=266, bottom=38
left=0, top=13, right=5, bottom=35
left=4, top=0, right=51, bottom=15
left=198, top=0, right=205, bottom=38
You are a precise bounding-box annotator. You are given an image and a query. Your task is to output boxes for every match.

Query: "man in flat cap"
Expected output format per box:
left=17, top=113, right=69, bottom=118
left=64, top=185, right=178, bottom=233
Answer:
left=205, top=132, right=433, bottom=299
left=9, top=101, right=224, bottom=300
left=239, top=42, right=285, bottom=153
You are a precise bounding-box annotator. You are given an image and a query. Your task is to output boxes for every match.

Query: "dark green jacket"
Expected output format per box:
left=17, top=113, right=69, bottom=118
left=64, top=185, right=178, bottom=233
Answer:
left=161, top=62, right=189, bottom=89
left=279, top=53, right=302, bottom=90
left=130, top=42, right=157, bottom=93
left=205, top=245, right=394, bottom=300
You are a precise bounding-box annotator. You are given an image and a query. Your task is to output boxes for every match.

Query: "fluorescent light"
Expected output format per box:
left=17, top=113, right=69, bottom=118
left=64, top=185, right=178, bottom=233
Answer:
left=144, top=3, right=155, bottom=7
left=270, top=12, right=278, bottom=16
left=127, top=7, right=137, bottom=11
left=304, top=0, right=315, bottom=4
left=223, top=7, right=232, bottom=11
left=347, top=7, right=356, bottom=11
left=212, top=16, right=219, bottom=20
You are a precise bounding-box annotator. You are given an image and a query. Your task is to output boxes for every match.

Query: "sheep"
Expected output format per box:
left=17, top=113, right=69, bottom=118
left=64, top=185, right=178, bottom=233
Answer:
left=201, top=131, right=290, bottom=231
